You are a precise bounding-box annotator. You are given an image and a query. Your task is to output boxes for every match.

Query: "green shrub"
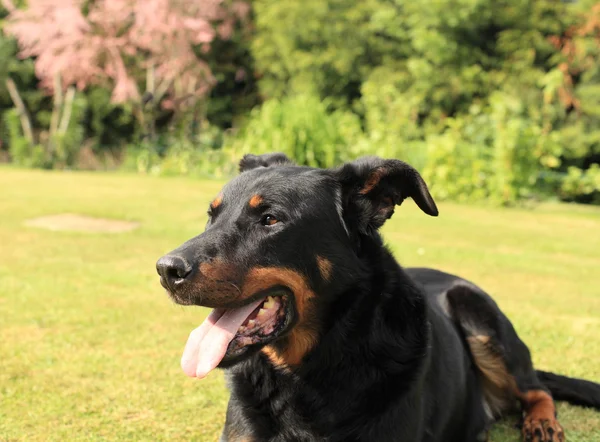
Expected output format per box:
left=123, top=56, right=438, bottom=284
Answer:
left=3, top=109, right=45, bottom=168
left=121, top=126, right=236, bottom=178
left=225, top=94, right=365, bottom=168
left=560, top=164, right=600, bottom=204
left=4, top=90, right=86, bottom=169
left=421, top=92, right=563, bottom=205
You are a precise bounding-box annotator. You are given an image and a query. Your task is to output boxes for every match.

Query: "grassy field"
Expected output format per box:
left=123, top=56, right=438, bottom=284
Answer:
left=0, top=167, right=599, bottom=441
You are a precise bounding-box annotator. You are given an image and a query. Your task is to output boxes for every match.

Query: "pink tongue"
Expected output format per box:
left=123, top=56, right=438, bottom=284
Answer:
left=181, top=299, right=263, bottom=379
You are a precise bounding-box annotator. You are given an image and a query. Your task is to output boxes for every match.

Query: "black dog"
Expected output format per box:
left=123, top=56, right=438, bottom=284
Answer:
left=157, top=153, right=600, bottom=442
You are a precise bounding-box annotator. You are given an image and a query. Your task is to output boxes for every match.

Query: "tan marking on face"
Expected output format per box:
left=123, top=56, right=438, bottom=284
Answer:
left=261, top=346, right=291, bottom=371
left=243, top=267, right=318, bottom=366
left=262, top=328, right=317, bottom=368
left=210, top=193, right=223, bottom=209
left=249, top=194, right=263, bottom=208
left=316, top=255, right=333, bottom=281
left=281, top=326, right=319, bottom=365
left=191, top=260, right=246, bottom=306
left=199, top=261, right=224, bottom=279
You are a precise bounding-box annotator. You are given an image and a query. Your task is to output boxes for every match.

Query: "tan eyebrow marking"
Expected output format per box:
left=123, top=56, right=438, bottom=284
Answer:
left=249, top=194, right=263, bottom=208
left=210, top=193, right=223, bottom=209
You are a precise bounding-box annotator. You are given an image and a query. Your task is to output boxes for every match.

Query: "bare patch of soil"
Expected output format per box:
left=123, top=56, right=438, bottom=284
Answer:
left=24, top=213, right=139, bottom=233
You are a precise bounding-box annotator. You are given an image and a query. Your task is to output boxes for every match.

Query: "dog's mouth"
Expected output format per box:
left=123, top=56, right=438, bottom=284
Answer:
left=180, top=289, right=294, bottom=378
left=227, top=294, right=290, bottom=353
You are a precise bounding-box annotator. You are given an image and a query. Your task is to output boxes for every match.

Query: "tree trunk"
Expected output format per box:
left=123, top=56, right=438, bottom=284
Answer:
left=5, top=77, right=35, bottom=145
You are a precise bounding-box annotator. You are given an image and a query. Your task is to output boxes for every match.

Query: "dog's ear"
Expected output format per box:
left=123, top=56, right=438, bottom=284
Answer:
left=239, top=153, right=294, bottom=173
left=336, top=156, right=438, bottom=231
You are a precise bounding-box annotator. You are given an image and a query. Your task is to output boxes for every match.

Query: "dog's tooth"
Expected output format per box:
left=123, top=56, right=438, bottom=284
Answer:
left=264, top=296, right=275, bottom=308
left=257, top=309, right=267, bottom=317
left=248, top=319, right=256, bottom=327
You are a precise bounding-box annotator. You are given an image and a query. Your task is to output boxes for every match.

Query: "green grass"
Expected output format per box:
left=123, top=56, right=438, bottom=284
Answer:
left=0, top=167, right=599, bottom=441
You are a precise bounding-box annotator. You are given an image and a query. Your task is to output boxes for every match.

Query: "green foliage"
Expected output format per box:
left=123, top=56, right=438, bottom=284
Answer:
left=4, top=90, right=86, bottom=169
left=51, top=94, right=87, bottom=167
left=252, top=0, right=570, bottom=107
left=0, top=32, right=42, bottom=153
left=421, top=93, right=563, bottom=204
left=251, top=0, right=600, bottom=204
left=560, top=164, right=600, bottom=204
left=205, top=23, right=260, bottom=129
left=251, top=0, right=410, bottom=106
left=121, top=126, right=235, bottom=178
left=84, top=87, right=136, bottom=152
left=3, top=108, right=44, bottom=167
left=226, top=94, right=364, bottom=168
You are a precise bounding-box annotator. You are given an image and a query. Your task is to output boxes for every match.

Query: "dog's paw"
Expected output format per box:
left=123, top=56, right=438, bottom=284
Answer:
left=522, top=416, right=564, bottom=442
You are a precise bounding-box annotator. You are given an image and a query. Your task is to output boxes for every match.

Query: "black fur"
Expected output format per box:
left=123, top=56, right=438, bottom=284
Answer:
left=536, top=371, right=600, bottom=409
left=157, top=153, right=600, bottom=442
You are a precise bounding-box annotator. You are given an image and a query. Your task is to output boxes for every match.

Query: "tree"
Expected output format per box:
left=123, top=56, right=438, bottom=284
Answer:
left=547, top=1, right=600, bottom=202
left=250, top=0, right=599, bottom=204
left=3, top=0, right=249, bottom=133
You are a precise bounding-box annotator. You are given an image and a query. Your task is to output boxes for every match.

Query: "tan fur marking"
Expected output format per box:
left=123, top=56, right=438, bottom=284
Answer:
left=516, top=389, right=564, bottom=441
left=316, top=255, right=333, bottom=281
left=243, top=267, right=318, bottom=367
left=199, top=261, right=222, bottom=279
left=249, top=194, right=263, bottom=208
left=261, top=326, right=318, bottom=368
left=517, top=390, right=556, bottom=413
left=226, top=425, right=254, bottom=442
left=261, top=346, right=290, bottom=371
left=210, top=193, right=223, bottom=209
left=467, top=335, right=516, bottom=416
left=283, top=325, right=319, bottom=365
left=473, top=334, right=491, bottom=344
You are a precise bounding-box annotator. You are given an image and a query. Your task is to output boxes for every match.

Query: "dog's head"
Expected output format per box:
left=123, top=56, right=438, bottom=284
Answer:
left=156, top=153, right=437, bottom=376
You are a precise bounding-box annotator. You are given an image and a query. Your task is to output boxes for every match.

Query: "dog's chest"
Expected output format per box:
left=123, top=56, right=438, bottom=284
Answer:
left=227, top=371, right=424, bottom=442
left=227, top=376, right=330, bottom=441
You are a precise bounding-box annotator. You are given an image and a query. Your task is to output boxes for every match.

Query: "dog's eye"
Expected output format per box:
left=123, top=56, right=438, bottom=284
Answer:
left=261, top=214, right=278, bottom=226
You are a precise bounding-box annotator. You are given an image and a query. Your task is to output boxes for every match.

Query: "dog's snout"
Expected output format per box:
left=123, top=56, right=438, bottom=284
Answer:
left=156, top=255, right=192, bottom=290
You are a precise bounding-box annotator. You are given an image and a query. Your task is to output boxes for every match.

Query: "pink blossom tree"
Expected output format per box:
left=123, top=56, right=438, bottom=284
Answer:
left=3, top=0, right=249, bottom=129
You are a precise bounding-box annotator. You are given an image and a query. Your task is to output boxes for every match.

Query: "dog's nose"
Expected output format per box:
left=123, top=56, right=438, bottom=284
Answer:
left=156, top=255, right=192, bottom=290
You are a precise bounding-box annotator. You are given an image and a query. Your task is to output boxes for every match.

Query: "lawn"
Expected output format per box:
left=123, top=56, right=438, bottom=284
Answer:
left=0, top=167, right=599, bottom=442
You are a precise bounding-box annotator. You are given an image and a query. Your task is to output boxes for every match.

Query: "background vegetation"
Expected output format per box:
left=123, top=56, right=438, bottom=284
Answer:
left=2, top=0, right=600, bottom=204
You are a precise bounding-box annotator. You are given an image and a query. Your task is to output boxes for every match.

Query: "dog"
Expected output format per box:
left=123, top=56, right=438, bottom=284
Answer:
left=157, top=153, right=600, bottom=441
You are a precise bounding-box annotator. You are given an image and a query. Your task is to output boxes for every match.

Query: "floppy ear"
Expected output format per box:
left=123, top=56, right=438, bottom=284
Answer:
left=336, top=156, right=438, bottom=232
left=239, top=152, right=294, bottom=172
